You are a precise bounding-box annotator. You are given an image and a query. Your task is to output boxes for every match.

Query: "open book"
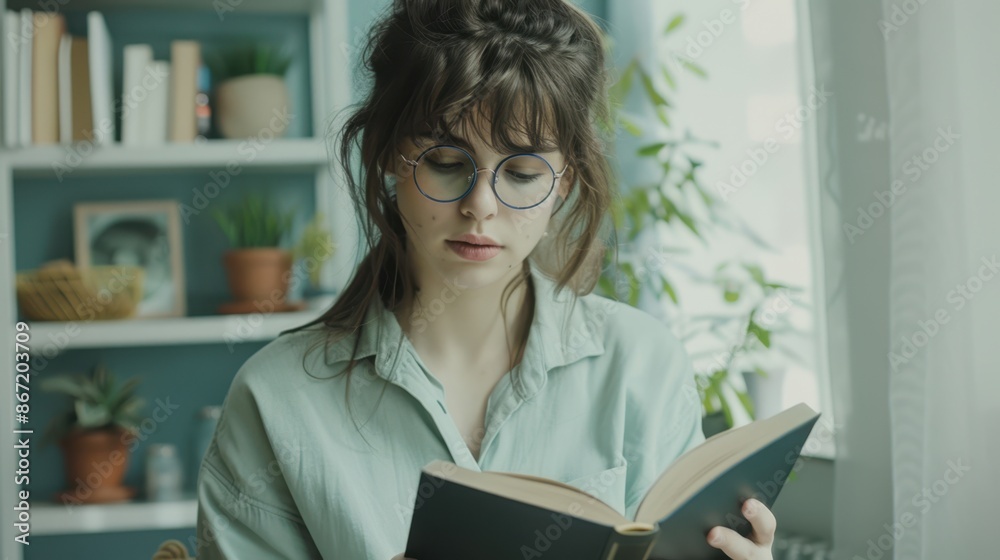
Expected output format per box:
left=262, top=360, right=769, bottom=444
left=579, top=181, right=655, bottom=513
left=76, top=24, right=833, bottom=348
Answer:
left=404, top=403, right=820, bottom=560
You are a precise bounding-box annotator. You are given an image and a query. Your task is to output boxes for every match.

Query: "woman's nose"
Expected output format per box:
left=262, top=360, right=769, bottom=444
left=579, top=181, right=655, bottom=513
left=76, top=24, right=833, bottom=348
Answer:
left=458, top=168, right=499, bottom=220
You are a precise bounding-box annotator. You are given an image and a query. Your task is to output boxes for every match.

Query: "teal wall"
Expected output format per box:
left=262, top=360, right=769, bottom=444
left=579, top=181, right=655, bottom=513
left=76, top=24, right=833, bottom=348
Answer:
left=21, top=1, right=607, bottom=558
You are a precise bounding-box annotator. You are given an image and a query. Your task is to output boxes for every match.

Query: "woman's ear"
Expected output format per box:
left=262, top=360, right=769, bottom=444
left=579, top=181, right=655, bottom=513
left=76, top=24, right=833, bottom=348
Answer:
left=557, top=167, right=574, bottom=199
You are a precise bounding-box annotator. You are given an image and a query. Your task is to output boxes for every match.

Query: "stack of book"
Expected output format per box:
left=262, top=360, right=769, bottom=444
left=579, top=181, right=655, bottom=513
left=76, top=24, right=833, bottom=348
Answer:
left=2, top=10, right=204, bottom=148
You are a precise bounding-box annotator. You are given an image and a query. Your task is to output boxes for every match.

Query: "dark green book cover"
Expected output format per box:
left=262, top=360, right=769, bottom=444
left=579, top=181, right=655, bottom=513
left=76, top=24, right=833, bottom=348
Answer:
left=405, top=403, right=819, bottom=560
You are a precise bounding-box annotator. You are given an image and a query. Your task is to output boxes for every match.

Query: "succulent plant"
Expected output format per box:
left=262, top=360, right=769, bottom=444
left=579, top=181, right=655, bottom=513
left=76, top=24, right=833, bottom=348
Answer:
left=40, top=362, right=145, bottom=447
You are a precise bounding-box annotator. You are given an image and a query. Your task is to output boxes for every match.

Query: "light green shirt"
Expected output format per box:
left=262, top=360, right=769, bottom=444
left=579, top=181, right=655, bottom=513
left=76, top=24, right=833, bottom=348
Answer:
left=195, top=264, right=705, bottom=559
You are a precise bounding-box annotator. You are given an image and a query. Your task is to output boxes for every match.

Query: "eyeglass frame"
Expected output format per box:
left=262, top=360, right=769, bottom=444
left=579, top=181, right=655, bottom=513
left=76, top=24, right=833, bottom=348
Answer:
left=398, top=144, right=570, bottom=210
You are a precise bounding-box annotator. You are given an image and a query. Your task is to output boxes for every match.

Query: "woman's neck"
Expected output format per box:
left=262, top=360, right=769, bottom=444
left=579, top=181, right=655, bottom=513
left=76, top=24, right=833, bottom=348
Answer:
left=393, top=266, right=534, bottom=372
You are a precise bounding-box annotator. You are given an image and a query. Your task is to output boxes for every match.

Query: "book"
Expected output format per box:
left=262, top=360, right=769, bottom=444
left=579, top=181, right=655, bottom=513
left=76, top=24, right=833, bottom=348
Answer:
left=121, top=44, right=153, bottom=146
left=58, top=33, right=71, bottom=143
left=3, top=10, right=20, bottom=147
left=140, top=60, right=170, bottom=145
left=168, top=40, right=199, bottom=142
left=404, top=403, right=820, bottom=560
left=87, top=11, right=114, bottom=145
left=68, top=37, right=94, bottom=143
left=18, top=9, right=32, bottom=146
left=31, top=11, right=64, bottom=145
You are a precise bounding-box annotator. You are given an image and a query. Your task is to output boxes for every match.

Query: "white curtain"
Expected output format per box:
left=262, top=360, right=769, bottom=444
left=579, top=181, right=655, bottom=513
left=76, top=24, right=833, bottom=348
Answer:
left=805, top=0, right=997, bottom=557
left=881, top=0, right=998, bottom=557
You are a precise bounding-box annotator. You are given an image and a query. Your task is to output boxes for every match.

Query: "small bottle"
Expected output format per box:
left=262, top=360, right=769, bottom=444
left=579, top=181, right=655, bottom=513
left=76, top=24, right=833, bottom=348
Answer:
left=146, top=444, right=183, bottom=501
left=195, top=64, right=212, bottom=141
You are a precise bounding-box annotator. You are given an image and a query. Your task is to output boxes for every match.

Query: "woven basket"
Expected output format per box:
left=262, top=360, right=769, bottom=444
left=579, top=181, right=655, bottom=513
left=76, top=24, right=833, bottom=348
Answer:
left=16, top=261, right=145, bottom=321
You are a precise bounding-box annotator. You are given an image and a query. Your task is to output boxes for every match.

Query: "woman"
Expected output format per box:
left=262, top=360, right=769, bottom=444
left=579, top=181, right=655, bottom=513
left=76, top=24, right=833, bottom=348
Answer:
left=196, top=0, right=777, bottom=558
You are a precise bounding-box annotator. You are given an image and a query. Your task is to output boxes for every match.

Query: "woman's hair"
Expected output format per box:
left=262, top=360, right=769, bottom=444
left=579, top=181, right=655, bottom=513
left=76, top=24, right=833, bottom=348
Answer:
left=284, top=0, right=618, bottom=433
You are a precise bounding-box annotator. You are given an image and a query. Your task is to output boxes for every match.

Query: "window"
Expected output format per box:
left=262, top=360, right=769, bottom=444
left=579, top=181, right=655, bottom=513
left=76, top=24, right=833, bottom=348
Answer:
left=648, top=0, right=835, bottom=457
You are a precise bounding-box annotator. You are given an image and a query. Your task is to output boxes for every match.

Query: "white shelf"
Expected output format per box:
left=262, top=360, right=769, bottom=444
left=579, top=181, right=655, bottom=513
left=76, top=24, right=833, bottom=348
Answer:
left=32, top=496, right=197, bottom=536
left=6, top=138, right=329, bottom=178
left=29, top=309, right=323, bottom=352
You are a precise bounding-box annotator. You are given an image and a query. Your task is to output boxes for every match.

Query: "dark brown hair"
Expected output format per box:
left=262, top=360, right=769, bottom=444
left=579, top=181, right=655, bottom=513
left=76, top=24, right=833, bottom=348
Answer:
left=283, top=0, right=618, bottom=430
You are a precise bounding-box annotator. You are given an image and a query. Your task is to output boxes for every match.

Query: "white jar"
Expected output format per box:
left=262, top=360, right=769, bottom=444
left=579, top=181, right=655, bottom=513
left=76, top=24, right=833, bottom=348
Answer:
left=146, top=444, right=183, bottom=501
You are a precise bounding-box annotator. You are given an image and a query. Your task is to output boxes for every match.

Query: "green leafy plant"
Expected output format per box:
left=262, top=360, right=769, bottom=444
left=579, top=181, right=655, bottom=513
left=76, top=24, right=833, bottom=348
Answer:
left=693, top=263, right=804, bottom=428
left=212, top=193, right=295, bottom=249
left=40, top=363, right=145, bottom=448
left=205, top=43, right=293, bottom=82
left=291, top=213, right=338, bottom=287
left=598, top=14, right=719, bottom=309
left=600, top=14, right=805, bottom=431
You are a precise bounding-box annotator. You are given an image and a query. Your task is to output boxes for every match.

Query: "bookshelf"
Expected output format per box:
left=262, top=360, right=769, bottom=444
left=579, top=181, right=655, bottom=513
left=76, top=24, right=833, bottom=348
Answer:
left=7, top=138, right=329, bottom=176
left=30, top=493, right=198, bottom=536
left=0, top=0, right=355, bottom=558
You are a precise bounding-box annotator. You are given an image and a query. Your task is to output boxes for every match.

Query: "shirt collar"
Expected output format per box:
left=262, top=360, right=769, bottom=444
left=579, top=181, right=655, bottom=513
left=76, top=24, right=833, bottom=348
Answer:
left=324, top=263, right=607, bottom=393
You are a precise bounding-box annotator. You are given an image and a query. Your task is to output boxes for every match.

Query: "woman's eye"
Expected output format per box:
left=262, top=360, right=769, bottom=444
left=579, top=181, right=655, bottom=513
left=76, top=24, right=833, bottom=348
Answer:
left=505, top=170, right=542, bottom=183
left=427, top=159, right=465, bottom=171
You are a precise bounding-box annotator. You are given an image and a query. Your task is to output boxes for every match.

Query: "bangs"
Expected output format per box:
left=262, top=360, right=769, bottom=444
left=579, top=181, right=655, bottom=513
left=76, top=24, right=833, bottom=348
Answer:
left=395, top=47, right=568, bottom=155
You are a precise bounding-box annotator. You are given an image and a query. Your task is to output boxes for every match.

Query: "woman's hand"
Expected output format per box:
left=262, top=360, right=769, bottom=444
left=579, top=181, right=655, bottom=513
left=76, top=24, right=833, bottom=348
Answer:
left=707, top=498, right=775, bottom=560
left=390, top=555, right=416, bottom=560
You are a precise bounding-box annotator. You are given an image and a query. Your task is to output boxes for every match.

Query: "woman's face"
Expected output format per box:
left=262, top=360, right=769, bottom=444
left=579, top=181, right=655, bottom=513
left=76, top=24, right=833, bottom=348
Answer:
left=392, top=129, right=571, bottom=292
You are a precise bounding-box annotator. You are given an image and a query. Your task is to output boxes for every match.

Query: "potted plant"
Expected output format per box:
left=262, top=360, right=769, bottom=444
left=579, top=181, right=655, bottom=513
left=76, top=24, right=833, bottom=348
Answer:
left=692, top=263, right=803, bottom=436
left=40, top=363, right=145, bottom=504
left=211, top=193, right=298, bottom=313
left=289, top=212, right=338, bottom=307
left=205, top=43, right=294, bottom=139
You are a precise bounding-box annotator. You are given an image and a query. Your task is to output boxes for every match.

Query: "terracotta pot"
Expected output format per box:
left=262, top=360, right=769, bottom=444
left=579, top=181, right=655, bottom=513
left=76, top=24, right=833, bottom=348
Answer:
left=216, top=74, right=291, bottom=139
left=58, top=426, right=131, bottom=498
left=223, top=248, right=293, bottom=302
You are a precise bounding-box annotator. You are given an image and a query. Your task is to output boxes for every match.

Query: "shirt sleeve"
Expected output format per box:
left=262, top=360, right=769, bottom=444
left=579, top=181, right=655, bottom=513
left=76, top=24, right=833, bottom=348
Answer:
left=195, top=367, right=322, bottom=559
left=622, top=321, right=706, bottom=521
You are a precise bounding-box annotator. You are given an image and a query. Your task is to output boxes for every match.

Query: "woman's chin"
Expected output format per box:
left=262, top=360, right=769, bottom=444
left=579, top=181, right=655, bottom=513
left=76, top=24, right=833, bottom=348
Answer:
left=430, top=256, right=523, bottom=289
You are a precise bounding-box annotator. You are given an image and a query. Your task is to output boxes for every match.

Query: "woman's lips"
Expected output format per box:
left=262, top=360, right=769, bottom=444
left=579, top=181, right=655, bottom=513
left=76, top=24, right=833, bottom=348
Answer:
left=445, top=240, right=502, bottom=261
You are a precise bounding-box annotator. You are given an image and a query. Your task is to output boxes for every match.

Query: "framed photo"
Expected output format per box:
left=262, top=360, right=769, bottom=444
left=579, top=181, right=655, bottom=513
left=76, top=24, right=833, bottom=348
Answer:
left=74, top=200, right=186, bottom=318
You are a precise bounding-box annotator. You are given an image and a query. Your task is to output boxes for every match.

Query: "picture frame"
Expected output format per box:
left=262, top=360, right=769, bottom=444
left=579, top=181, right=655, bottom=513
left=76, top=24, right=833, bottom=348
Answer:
left=74, top=200, right=186, bottom=318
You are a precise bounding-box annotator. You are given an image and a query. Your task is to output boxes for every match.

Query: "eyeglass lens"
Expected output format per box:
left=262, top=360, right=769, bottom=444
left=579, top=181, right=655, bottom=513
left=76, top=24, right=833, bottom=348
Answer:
left=413, top=147, right=554, bottom=208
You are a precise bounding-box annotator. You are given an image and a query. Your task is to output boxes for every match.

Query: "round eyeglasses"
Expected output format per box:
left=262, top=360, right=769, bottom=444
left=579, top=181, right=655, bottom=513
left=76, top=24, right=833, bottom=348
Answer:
left=398, top=145, right=569, bottom=210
